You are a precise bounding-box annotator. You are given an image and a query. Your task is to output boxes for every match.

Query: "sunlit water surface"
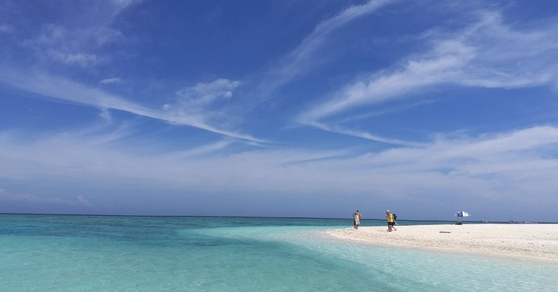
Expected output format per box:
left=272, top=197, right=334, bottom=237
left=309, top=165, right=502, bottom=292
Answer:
left=1, top=215, right=556, bottom=291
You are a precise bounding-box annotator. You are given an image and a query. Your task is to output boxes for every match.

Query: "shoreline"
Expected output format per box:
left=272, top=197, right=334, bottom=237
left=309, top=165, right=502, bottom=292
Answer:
left=325, top=224, right=558, bottom=263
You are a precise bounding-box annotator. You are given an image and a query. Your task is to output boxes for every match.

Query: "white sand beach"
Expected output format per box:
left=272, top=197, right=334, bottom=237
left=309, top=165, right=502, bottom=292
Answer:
left=327, top=224, right=558, bottom=263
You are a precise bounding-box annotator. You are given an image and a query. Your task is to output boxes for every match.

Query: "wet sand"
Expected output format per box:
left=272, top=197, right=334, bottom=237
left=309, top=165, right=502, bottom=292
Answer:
left=327, top=224, right=558, bottom=263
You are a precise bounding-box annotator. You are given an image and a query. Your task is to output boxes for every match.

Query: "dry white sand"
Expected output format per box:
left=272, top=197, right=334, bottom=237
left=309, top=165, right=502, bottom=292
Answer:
left=327, top=224, right=558, bottom=263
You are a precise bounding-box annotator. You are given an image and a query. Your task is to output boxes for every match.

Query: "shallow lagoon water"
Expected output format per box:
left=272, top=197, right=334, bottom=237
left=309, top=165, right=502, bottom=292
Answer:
left=0, top=215, right=556, bottom=291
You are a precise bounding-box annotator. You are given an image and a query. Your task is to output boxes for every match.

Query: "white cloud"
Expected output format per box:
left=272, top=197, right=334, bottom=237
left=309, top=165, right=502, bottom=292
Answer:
left=0, top=69, right=261, bottom=142
left=100, top=77, right=123, bottom=85
left=160, top=78, right=249, bottom=137
left=49, top=51, right=101, bottom=66
left=22, top=24, right=105, bottom=67
left=371, top=126, right=558, bottom=172
left=301, top=42, right=473, bottom=122
left=17, top=1, right=128, bottom=69
left=300, top=10, right=558, bottom=123
left=287, top=0, right=394, bottom=66
left=261, top=0, right=394, bottom=93
left=174, top=78, right=241, bottom=109
left=308, top=121, right=424, bottom=147
left=110, top=0, right=144, bottom=14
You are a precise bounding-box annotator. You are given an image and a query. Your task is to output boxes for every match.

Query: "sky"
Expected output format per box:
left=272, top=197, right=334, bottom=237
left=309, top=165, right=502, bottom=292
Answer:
left=1, top=0, right=558, bottom=222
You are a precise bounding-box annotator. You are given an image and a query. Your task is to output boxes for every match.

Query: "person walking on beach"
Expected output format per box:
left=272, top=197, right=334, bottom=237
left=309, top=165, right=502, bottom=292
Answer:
left=386, top=210, right=397, bottom=232
left=353, top=210, right=362, bottom=229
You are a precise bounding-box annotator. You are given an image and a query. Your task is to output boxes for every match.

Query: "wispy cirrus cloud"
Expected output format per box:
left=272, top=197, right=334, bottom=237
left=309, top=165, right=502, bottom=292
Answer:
left=100, top=77, right=123, bottom=85
left=300, top=10, right=558, bottom=124
left=166, top=79, right=241, bottom=116
left=13, top=0, right=132, bottom=69
left=307, top=121, right=425, bottom=147
left=374, top=126, right=558, bottom=171
left=260, top=0, right=395, bottom=93
left=162, top=78, right=243, bottom=131
left=24, top=24, right=124, bottom=67
left=110, top=0, right=144, bottom=14
left=0, top=69, right=262, bottom=142
left=301, top=42, right=473, bottom=122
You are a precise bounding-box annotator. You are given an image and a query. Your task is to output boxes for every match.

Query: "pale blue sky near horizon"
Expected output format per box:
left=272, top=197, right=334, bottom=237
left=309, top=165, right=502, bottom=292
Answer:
left=1, top=0, right=558, bottom=222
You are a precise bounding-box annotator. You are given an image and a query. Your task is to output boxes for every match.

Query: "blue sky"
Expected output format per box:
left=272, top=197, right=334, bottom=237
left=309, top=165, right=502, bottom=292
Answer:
left=1, top=0, right=558, bottom=221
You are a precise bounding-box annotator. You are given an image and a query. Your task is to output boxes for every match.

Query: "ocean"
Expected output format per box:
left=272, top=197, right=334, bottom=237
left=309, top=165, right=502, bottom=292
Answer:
left=0, top=214, right=556, bottom=291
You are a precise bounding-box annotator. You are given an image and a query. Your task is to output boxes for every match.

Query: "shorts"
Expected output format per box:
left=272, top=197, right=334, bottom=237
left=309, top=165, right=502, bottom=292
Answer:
left=388, top=222, right=395, bottom=226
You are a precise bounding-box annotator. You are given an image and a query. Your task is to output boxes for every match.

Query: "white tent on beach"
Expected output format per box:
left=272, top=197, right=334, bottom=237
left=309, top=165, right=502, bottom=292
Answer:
left=455, top=211, right=470, bottom=224
left=455, top=211, right=470, bottom=217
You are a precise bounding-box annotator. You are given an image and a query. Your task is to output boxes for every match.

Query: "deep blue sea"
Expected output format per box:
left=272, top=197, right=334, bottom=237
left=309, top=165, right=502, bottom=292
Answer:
left=1, top=214, right=556, bottom=292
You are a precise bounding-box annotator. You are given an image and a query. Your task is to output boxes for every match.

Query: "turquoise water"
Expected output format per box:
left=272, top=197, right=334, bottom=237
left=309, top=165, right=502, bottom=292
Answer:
left=0, top=215, right=556, bottom=291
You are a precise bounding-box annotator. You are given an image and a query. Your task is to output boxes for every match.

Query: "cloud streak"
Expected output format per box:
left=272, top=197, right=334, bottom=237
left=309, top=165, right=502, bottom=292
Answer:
left=261, top=0, right=395, bottom=93
left=300, top=10, right=558, bottom=124
left=0, top=69, right=262, bottom=142
left=308, top=121, right=425, bottom=147
left=164, top=79, right=242, bottom=126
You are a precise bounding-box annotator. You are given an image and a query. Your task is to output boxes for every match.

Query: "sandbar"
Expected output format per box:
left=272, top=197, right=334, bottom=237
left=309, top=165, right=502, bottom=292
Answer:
left=326, top=224, right=558, bottom=263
